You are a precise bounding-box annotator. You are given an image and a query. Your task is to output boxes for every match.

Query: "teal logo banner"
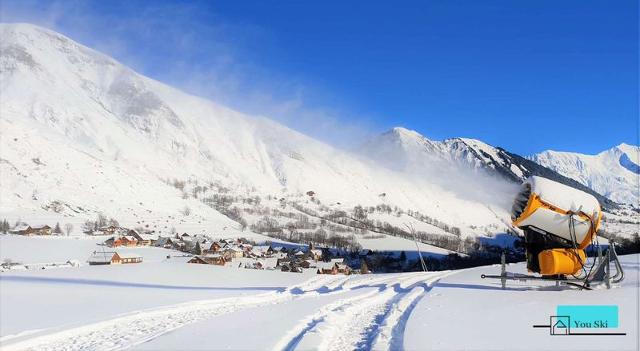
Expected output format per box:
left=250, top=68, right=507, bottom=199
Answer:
left=557, top=305, right=618, bottom=328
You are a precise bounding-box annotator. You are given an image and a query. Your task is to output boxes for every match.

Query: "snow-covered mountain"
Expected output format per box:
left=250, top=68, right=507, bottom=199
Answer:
left=359, top=127, right=617, bottom=208
left=0, top=23, right=518, bottom=244
left=530, top=144, right=640, bottom=205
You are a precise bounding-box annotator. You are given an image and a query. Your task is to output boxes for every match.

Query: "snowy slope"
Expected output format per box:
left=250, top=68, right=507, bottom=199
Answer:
left=530, top=144, right=640, bottom=205
left=359, top=127, right=619, bottom=208
left=359, top=127, right=530, bottom=180
left=0, top=23, right=514, bottom=241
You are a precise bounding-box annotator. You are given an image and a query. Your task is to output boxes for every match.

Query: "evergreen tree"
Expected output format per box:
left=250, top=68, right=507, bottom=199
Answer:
left=53, top=222, right=62, bottom=235
left=0, top=219, right=9, bottom=233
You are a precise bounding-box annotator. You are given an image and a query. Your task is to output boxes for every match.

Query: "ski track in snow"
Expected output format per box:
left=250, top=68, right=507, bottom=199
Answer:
left=274, top=271, right=452, bottom=351
left=1, top=273, right=449, bottom=351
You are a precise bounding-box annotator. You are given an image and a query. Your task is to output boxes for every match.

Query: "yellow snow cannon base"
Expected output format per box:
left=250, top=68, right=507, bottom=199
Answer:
left=538, top=249, right=586, bottom=275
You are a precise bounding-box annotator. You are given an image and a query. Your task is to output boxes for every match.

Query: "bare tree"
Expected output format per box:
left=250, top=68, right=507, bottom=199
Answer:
left=64, top=223, right=73, bottom=236
left=96, top=213, right=108, bottom=228
left=82, top=220, right=95, bottom=234
left=182, top=206, right=191, bottom=216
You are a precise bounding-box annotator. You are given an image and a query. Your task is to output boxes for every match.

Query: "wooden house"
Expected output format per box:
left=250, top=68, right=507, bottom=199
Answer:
left=98, top=225, right=120, bottom=235
left=209, top=242, right=222, bottom=253
left=11, top=224, right=51, bottom=236
left=87, top=251, right=117, bottom=265
left=188, top=254, right=226, bottom=266
left=87, top=251, right=142, bottom=265
left=113, top=252, right=143, bottom=264
left=309, top=249, right=323, bottom=261
left=110, top=235, right=138, bottom=247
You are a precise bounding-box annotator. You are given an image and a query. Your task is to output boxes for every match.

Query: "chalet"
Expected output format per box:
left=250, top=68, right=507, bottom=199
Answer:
left=309, top=249, right=323, bottom=261
left=128, top=230, right=158, bottom=246
left=250, top=245, right=271, bottom=258
left=223, top=247, right=243, bottom=260
left=317, top=261, right=351, bottom=275
left=31, top=224, right=52, bottom=235
left=87, top=251, right=142, bottom=265
left=112, top=252, right=143, bottom=264
left=11, top=224, right=51, bottom=236
left=188, top=254, right=226, bottom=266
left=88, top=251, right=117, bottom=265
left=317, top=265, right=338, bottom=275
left=276, top=258, right=291, bottom=268
left=239, top=243, right=253, bottom=254
left=306, top=191, right=316, bottom=196
left=208, top=242, right=222, bottom=253
left=139, top=234, right=158, bottom=246
left=98, top=225, right=120, bottom=235
left=155, top=237, right=178, bottom=249
left=104, top=237, right=116, bottom=247
left=336, top=263, right=351, bottom=275
left=109, top=235, right=138, bottom=247
left=10, top=224, right=31, bottom=235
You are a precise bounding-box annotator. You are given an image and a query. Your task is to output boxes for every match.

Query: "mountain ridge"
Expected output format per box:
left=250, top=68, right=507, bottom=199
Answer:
left=1, top=23, right=635, bottom=250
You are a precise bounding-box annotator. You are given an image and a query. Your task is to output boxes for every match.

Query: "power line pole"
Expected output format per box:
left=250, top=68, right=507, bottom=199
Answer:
left=405, top=223, right=427, bottom=272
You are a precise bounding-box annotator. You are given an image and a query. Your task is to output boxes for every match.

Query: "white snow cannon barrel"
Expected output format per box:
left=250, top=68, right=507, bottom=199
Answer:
left=511, top=176, right=602, bottom=276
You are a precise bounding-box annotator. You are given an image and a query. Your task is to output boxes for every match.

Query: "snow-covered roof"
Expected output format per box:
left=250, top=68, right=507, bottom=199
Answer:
left=139, top=234, right=158, bottom=240
left=202, top=253, right=223, bottom=258
left=117, top=252, right=142, bottom=259
left=12, top=224, right=30, bottom=231
left=87, top=252, right=115, bottom=263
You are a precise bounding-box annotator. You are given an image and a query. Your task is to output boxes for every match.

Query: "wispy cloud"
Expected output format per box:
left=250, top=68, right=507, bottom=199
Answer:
left=0, top=0, right=382, bottom=148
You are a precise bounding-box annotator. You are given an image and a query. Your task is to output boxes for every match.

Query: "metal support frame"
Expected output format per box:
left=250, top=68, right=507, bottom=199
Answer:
left=481, top=243, right=624, bottom=290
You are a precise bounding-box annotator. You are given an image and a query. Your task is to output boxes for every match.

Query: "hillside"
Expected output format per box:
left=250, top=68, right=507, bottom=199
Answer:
left=0, top=23, right=518, bottom=254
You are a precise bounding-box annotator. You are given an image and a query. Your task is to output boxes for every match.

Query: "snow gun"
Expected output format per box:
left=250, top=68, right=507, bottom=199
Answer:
left=481, top=176, right=624, bottom=290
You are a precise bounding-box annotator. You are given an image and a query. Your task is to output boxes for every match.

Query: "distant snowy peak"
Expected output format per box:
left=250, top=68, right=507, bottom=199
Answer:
left=360, top=126, right=528, bottom=181
left=360, top=127, right=618, bottom=208
left=530, top=144, right=639, bottom=205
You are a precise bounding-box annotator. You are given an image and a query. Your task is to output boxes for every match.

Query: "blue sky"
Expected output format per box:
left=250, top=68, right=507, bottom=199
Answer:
left=1, top=0, right=637, bottom=155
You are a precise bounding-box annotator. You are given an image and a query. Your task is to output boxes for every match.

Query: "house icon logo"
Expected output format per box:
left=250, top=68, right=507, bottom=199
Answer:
left=550, top=316, right=570, bottom=335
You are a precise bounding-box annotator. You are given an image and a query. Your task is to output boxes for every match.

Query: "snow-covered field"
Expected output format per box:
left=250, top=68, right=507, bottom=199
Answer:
left=1, top=238, right=637, bottom=351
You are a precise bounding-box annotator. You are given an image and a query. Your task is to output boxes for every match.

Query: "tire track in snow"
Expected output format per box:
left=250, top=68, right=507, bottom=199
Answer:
left=274, top=271, right=451, bottom=351
left=1, top=273, right=426, bottom=351
left=1, top=275, right=343, bottom=351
